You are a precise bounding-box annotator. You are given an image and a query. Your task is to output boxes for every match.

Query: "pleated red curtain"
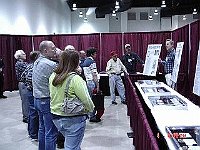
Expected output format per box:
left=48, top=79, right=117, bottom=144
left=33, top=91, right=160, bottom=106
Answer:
left=172, top=25, right=190, bottom=96
left=188, top=20, right=200, bottom=105
left=0, top=35, right=33, bottom=91
left=100, top=33, right=123, bottom=72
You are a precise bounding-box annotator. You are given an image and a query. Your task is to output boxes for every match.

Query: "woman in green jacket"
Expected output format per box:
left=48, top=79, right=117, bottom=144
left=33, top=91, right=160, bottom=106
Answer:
left=49, top=50, right=94, bottom=150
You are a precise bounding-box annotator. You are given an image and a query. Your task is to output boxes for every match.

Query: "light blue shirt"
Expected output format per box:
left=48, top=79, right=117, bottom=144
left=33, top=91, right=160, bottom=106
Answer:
left=32, top=54, right=57, bottom=98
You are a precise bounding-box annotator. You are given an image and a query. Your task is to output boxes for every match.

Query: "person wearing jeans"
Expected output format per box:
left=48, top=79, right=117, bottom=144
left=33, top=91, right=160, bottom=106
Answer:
left=21, top=51, right=40, bottom=140
left=82, top=48, right=101, bottom=122
left=106, top=51, right=128, bottom=105
left=14, top=50, right=28, bottom=123
left=32, top=41, right=58, bottom=150
left=34, top=98, right=58, bottom=150
left=49, top=50, right=94, bottom=150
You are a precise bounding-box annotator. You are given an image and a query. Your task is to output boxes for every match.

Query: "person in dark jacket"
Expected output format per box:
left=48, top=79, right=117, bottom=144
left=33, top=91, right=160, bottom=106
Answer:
left=121, top=44, right=144, bottom=74
left=0, top=58, right=7, bottom=98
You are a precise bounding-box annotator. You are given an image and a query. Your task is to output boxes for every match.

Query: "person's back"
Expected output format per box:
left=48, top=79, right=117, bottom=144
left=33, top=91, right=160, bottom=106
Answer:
left=32, top=55, right=57, bottom=98
left=32, top=40, right=58, bottom=150
left=49, top=50, right=94, bottom=149
left=83, top=57, right=96, bottom=81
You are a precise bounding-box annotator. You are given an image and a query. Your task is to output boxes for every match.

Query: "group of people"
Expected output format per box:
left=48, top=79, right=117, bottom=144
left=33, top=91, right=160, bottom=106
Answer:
left=0, top=38, right=175, bottom=150
left=13, top=41, right=102, bottom=150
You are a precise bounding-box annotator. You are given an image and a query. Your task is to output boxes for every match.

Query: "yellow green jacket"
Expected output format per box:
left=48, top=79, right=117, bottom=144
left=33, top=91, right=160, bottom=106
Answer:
left=49, top=72, right=94, bottom=116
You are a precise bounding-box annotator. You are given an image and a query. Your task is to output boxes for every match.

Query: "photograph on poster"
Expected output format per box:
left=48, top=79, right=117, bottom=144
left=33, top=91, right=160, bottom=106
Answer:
left=143, top=44, right=162, bottom=76
left=148, top=95, right=187, bottom=109
left=137, top=80, right=160, bottom=86
left=141, top=86, right=170, bottom=94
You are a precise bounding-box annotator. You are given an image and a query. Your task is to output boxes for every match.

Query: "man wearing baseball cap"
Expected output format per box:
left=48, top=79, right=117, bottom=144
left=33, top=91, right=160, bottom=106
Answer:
left=122, top=44, right=144, bottom=74
left=106, top=51, right=128, bottom=105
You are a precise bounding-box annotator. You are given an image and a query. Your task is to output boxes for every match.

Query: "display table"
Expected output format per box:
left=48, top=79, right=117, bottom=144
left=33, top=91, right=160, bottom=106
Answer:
left=135, top=80, right=200, bottom=150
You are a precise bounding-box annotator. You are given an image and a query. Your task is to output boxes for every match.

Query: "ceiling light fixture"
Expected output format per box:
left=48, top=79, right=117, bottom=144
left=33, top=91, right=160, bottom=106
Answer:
left=115, top=1, right=120, bottom=10
left=112, top=10, right=116, bottom=16
left=154, top=9, right=158, bottom=15
left=84, top=17, right=88, bottom=23
left=161, top=1, right=166, bottom=8
left=72, top=3, right=77, bottom=10
left=182, top=15, right=187, bottom=20
left=79, top=11, right=83, bottom=17
left=193, top=8, right=198, bottom=15
left=149, top=15, right=153, bottom=20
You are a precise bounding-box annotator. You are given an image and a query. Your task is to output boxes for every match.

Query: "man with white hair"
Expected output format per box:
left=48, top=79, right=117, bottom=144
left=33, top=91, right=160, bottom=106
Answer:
left=14, top=49, right=28, bottom=123
left=64, top=45, right=75, bottom=51
left=32, top=40, right=58, bottom=150
left=122, top=44, right=144, bottom=74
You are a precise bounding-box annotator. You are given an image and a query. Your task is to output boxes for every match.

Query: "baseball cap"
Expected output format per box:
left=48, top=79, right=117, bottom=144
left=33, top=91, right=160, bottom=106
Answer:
left=110, top=51, right=117, bottom=57
left=125, top=44, right=131, bottom=48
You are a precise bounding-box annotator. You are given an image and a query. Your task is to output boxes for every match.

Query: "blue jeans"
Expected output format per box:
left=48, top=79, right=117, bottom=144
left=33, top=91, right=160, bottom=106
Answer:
left=53, top=115, right=87, bottom=150
left=27, top=89, right=39, bottom=139
left=86, top=80, right=96, bottom=119
left=86, top=80, right=96, bottom=97
left=109, top=75, right=126, bottom=102
left=34, top=98, right=58, bottom=150
left=18, top=82, right=29, bottom=119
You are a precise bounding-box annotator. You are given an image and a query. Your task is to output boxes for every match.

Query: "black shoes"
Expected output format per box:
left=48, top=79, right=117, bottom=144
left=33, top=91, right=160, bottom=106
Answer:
left=57, top=143, right=64, bottom=149
left=22, top=116, right=28, bottom=123
left=0, top=95, right=7, bottom=98
left=112, top=101, right=118, bottom=105
left=121, top=101, right=127, bottom=105
left=89, top=116, right=101, bottom=123
left=112, top=101, right=126, bottom=105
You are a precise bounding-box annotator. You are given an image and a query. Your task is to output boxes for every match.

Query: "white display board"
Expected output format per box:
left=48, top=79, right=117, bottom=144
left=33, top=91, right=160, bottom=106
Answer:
left=171, top=42, right=184, bottom=83
left=143, top=44, right=162, bottom=76
left=193, top=42, right=200, bottom=96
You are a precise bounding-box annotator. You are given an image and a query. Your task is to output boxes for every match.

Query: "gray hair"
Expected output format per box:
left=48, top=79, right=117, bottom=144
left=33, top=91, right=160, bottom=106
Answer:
left=64, top=45, right=75, bottom=51
left=14, top=50, right=25, bottom=59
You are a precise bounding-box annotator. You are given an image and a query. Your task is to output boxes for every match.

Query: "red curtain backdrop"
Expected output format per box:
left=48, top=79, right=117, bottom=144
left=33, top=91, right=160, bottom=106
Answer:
left=51, top=34, right=79, bottom=50
left=123, top=32, right=171, bottom=72
left=33, top=35, right=53, bottom=50
left=78, top=34, right=101, bottom=70
left=100, top=33, right=123, bottom=72
left=0, top=35, right=33, bottom=91
left=1, top=20, right=200, bottom=94
left=172, top=25, right=190, bottom=96
left=188, top=20, right=200, bottom=105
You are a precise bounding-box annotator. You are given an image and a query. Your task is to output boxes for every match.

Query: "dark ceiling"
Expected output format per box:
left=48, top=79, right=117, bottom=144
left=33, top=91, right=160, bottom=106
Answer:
left=67, top=0, right=200, bottom=18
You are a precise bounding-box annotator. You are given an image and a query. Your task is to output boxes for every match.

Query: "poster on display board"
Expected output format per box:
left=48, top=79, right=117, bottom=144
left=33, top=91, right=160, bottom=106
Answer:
left=143, top=44, right=162, bottom=76
left=171, top=42, right=184, bottom=83
left=193, top=42, right=200, bottom=96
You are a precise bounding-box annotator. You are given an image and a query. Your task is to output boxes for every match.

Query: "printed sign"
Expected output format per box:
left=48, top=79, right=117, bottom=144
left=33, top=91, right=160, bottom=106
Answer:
left=171, top=42, right=184, bottom=83
left=143, top=44, right=162, bottom=76
left=193, top=41, right=200, bottom=96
